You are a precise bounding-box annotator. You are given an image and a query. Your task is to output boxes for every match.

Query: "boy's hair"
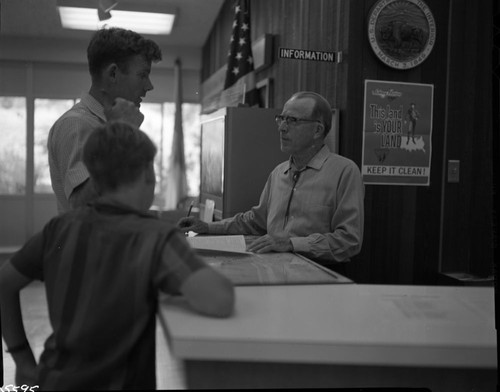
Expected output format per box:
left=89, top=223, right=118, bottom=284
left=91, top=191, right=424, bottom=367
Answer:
left=87, top=27, right=162, bottom=79
left=83, top=121, right=157, bottom=192
left=290, top=91, right=333, bottom=135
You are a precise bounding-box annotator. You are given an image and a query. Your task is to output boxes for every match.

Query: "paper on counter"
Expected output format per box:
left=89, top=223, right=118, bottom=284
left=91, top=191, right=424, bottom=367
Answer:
left=186, top=235, right=251, bottom=254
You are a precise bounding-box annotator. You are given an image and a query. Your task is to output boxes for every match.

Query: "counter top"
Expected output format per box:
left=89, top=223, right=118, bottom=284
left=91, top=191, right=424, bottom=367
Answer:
left=159, top=284, right=496, bottom=369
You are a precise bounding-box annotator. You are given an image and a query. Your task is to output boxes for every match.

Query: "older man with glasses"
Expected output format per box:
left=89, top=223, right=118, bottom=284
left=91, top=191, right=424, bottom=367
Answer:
left=178, top=91, right=364, bottom=269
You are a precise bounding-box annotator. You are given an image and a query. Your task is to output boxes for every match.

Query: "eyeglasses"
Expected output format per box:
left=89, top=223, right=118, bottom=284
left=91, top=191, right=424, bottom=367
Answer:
left=275, top=114, right=320, bottom=127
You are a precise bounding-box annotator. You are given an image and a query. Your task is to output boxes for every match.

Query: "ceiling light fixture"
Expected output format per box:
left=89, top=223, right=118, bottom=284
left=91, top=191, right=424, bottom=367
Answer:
left=57, top=1, right=176, bottom=35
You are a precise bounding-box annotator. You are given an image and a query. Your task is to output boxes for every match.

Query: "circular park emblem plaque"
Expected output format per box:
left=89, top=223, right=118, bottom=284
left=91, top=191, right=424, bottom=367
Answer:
left=368, top=0, right=436, bottom=70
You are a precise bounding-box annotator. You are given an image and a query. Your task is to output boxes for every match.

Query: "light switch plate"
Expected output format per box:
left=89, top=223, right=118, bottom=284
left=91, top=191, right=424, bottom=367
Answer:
left=448, top=160, right=460, bottom=183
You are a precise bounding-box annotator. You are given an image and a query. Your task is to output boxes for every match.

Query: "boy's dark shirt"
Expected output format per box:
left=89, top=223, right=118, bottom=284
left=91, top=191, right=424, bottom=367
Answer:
left=11, top=197, right=206, bottom=390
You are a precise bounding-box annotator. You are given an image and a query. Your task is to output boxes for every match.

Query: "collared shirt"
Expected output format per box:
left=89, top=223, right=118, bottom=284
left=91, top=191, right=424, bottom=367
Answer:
left=48, top=93, right=107, bottom=214
left=10, top=197, right=207, bottom=390
left=208, top=145, right=364, bottom=263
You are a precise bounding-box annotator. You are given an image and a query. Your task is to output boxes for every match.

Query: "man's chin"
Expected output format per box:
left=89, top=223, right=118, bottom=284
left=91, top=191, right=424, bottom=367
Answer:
left=280, top=143, right=291, bottom=154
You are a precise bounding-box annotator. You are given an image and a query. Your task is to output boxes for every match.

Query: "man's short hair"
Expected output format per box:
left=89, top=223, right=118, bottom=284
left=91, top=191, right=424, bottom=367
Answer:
left=290, top=91, right=332, bottom=135
left=83, top=121, right=157, bottom=192
left=87, top=27, right=162, bottom=79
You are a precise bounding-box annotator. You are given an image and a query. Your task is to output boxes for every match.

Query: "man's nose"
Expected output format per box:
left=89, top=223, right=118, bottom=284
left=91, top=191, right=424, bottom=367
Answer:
left=278, top=122, right=288, bottom=132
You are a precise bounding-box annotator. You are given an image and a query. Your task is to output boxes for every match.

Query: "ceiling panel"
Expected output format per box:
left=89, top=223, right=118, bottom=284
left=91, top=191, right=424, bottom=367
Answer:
left=0, top=0, right=225, bottom=47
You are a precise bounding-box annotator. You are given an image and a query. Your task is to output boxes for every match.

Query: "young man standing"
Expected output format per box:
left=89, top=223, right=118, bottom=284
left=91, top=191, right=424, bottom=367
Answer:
left=48, top=27, right=162, bottom=214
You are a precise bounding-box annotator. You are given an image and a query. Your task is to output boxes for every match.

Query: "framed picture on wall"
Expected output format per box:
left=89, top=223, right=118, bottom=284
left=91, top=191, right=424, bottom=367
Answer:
left=361, top=79, right=434, bottom=186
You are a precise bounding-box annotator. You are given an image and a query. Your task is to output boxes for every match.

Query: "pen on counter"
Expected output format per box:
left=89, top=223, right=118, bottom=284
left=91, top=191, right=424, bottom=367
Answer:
left=184, top=201, right=195, bottom=237
left=187, top=201, right=194, bottom=217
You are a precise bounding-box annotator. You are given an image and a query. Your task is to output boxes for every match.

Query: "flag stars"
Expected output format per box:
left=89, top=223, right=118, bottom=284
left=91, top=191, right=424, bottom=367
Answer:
left=224, top=0, right=255, bottom=90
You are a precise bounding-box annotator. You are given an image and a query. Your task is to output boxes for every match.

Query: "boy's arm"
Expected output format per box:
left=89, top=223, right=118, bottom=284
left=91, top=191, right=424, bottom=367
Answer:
left=0, top=260, right=38, bottom=385
left=180, top=266, right=235, bottom=318
left=155, top=230, right=235, bottom=318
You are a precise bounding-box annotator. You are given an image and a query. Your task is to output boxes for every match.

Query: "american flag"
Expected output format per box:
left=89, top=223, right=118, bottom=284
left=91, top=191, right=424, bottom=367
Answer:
left=223, top=0, right=260, bottom=106
left=224, top=0, right=254, bottom=88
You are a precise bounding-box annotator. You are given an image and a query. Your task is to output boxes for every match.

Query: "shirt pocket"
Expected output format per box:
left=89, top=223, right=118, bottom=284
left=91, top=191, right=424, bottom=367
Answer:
left=296, top=204, right=332, bottom=234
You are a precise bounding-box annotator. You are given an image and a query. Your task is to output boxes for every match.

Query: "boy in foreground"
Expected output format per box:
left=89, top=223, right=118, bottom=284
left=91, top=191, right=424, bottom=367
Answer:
left=0, top=121, right=235, bottom=390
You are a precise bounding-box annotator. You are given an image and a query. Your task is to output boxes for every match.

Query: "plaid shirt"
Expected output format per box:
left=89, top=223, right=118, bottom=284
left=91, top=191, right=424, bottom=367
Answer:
left=48, top=94, right=106, bottom=214
left=11, top=198, right=207, bottom=390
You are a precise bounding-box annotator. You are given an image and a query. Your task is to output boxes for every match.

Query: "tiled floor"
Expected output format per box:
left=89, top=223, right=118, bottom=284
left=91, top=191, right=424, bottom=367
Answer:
left=1, top=280, right=186, bottom=389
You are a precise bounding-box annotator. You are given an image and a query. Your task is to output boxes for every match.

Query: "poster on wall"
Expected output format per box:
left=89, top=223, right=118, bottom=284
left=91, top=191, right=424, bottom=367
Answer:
left=361, top=79, right=434, bottom=186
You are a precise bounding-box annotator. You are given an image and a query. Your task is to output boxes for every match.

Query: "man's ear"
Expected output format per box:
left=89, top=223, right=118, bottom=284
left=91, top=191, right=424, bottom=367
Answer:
left=314, top=122, right=326, bottom=139
left=103, top=63, right=119, bottom=83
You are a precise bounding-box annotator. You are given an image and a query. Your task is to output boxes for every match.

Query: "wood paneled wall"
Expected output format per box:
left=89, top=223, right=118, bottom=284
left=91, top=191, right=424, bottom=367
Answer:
left=201, top=0, right=494, bottom=284
left=439, top=0, right=494, bottom=278
left=343, top=0, right=450, bottom=284
left=202, top=0, right=350, bottom=110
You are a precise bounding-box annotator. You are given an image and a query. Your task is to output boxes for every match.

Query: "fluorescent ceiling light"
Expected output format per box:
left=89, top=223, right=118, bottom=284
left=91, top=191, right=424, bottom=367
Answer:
left=58, top=6, right=175, bottom=35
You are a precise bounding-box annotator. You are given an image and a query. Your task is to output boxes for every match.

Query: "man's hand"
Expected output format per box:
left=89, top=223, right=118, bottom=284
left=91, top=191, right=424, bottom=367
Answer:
left=104, top=97, right=144, bottom=128
left=247, top=234, right=293, bottom=254
left=68, top=178, right=99, bottom=210
left=177, top=217, right=209, bottom=234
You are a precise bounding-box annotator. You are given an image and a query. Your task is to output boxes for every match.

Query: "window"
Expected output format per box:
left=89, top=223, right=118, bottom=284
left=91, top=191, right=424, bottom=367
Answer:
left=0, top=97, right=27, bottom=194
left=160, top=102, right=201, bottom=204
left=182, top=103, right=201, bottom=197
left=34, top=99, right=75, bottom=193
left=1, top=96, right=201, bottom=206
left=139, top=102, right=164, bottom=206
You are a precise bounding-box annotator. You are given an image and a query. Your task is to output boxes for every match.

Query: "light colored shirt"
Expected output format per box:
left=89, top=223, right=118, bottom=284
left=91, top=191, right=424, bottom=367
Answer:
left=48, top=93, right=106, bottom=214
left=208, top=145, right=364, bottom=263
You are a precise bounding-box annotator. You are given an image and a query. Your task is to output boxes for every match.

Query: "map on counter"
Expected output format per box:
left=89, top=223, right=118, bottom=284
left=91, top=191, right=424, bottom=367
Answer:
left=200, top=251, right=351, bottom=286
